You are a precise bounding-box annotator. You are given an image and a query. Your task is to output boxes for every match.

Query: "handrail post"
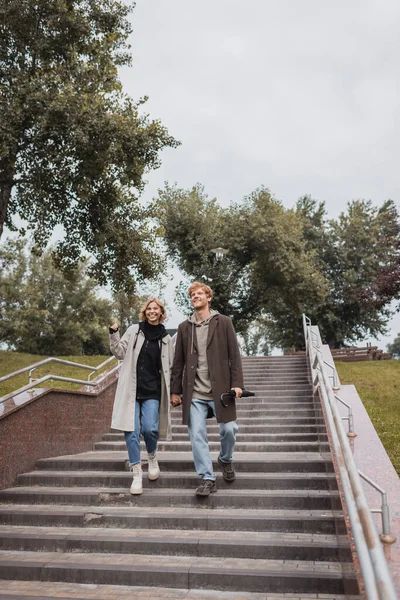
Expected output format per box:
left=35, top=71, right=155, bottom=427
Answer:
left=348, top=411, right=357, bottom=438
left=381, top=494, right=396, bottom=545
left=359, top=471, right=397, bottom=546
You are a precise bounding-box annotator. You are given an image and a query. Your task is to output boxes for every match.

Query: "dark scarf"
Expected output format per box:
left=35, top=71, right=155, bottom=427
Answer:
left=136, top=321, right=167, bottom=401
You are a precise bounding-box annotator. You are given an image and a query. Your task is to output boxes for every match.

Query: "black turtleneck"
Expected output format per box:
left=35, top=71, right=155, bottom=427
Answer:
left=136, top=321, right=166, bottom=401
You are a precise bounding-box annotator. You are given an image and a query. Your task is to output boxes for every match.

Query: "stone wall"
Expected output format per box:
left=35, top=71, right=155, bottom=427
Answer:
left=0, top=380, right=117, bottom=491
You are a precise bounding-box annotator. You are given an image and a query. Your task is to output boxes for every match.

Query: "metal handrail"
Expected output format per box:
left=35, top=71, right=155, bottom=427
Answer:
left=302, top=314, right=397, bottom=600
left=359, top=471, right=396, bottom=544
left=0, top=356, right=116, bottom=385
left=0, top=356, right=118, bottom=405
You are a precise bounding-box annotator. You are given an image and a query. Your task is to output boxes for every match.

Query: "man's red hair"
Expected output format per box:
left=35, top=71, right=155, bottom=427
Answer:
left=188, top=281, right=213, bottom=302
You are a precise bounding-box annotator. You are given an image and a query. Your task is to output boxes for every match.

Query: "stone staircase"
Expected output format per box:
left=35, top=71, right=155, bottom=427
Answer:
left=0, top=355, right=361, bottom=599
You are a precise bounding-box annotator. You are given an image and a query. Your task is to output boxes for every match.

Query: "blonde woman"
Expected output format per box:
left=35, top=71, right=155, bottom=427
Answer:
left=109, top=298, right=174, bottom=495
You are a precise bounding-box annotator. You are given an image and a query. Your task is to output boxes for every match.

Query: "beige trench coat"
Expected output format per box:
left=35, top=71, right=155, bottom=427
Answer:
left=110, top=324, right=174, bottom=440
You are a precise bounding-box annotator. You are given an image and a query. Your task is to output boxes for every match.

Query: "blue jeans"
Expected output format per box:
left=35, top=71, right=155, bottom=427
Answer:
left=124, top=399, right=159, bottom=465
left=188, top=398, right=239, bottom=481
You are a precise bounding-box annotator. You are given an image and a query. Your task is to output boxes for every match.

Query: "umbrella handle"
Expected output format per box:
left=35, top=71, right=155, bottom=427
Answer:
left=220, top=390, right=236, bottom=407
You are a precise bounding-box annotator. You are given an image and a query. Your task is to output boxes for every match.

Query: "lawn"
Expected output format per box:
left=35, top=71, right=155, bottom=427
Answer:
left=0, top=351, right=115, bottom=399
left=336, top=359, right=400, bottom=475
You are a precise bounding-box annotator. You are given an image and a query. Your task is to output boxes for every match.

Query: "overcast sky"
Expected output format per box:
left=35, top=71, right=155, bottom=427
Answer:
left=119, top=0, right=400, bottom=347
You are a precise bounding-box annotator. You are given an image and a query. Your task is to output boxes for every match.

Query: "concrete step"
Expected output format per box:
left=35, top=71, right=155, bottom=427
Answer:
left=93, top=440, right=330, bottom=452
left=173, top=409, right=319, bottom=418
left=245, top=370, right=310, bottom=383
left=36, top=453, right=334, bottom=473
left=0, top=504, right=343, bottom=534
left=170, top=423, right=327, bottom=433
left=171, top=417, right=325, bottom=425
left=16, top=471, right=337, bottom=491
left=221, top=401, right=316, bottom=408
left=243, top=357, right=307, bottom=360
left=235, top=397, right=315, bottom=403
left=242, top=383, right=311, bottom=390
left=208, top=405, right=319, bottom=414
left=102, top=432, right=328, bottom=443
left=242, top=362, right=308, bottom=368
left=0, top=487, right=342, bottom=510
left=0, top=580, right=362, bottom=600
left=241, top=356, right=307, bottom=360
left=238, top=390, right=313, bottom=397
left=243, top=371, right=309, bottom=377
left=242, top=381, right=312, bottom=395
left=230, top=396, right=315, bottom=403
left=243, top=367, right=308, bottom=372
left=0, top=551, right=358, bottom=594
left=244, top=382, right=311, bottom=387
left=0, top=525, right=351, bottom=562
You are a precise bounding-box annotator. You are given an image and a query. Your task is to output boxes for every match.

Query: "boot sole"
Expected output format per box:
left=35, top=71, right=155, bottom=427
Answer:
left=148, top=472, right=160, bottom=481
left=218, top=458, right=236, bottom=482
left=129, top=488, right=143, bottom=495
left=195, top=487, right=218, bottom=497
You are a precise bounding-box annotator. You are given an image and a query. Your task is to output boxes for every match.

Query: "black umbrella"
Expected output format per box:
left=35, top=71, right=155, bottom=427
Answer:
left=220, top=388, right=255, bottom=407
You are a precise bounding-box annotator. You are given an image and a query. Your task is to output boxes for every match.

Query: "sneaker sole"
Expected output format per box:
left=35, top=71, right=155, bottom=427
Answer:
left=129, top=488, right=143, bottom=495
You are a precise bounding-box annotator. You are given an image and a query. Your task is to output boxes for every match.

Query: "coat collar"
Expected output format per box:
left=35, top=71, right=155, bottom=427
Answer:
left=207, top=314, right=219, bottom=347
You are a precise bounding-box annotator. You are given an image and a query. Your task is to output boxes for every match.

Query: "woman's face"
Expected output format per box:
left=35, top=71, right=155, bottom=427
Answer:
left=145, top=301, right=163, bottom=324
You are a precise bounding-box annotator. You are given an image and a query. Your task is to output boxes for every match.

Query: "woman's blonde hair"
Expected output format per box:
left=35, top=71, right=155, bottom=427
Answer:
left=139, top=298, right=167, bottom=323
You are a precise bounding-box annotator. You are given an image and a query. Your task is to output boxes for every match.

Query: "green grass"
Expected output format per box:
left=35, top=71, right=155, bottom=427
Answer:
left=336, top=360, right=400, bottom=475
left=0, top=351, right=115, bottom=398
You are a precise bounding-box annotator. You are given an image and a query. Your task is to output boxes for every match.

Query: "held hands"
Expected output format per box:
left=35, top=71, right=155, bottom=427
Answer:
left=231, top=387, right=243, bottom=398
left=170, top=393, right=182, bottom=407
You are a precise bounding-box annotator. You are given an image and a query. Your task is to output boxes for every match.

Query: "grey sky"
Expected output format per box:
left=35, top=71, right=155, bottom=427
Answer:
left=121, top=0, right=400, bottom=345
left=123, top=0, right=400, bottom=214
left=5, top=1, right=398, bottom=346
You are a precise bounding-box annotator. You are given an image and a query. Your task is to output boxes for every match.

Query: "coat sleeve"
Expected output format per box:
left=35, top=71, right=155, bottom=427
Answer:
left=168, top=336, right=175, bottom=372
left=170, top=324, right=185, bottom=395
left=109, top=326, right=133, bottom=361
left=226, top=318, right=244, bottom=389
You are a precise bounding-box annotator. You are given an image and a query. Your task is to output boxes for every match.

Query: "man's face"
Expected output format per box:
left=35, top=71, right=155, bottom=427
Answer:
left=190, top=288, right=210, bottom=310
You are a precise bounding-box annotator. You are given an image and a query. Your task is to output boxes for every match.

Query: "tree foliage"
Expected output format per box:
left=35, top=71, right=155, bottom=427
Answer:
left=296, top=197, right=400, bottom=347
left=0, top=0, right=179, bottom=292
left=110, top=290, right=146, bottom=334
left=240, top=319, right=271, bottom=356
left=387, top=334, right=400, bottom=358
left=158, top=184, right=399, bottom=350
left=0, top=237, right=113, bottom=355
left=157, top=184, right=327, bottom=341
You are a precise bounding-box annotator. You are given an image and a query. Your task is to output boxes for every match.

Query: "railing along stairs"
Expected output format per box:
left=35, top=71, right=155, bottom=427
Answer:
left=303, top=314, right=397, bottom=600
left=0, top=356, right=119, bottom=412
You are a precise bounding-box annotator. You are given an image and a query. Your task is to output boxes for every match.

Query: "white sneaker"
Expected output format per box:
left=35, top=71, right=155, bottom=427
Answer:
left=147, top=451, right=160, bottom=481
left=129, top=463, right=143, bottom=495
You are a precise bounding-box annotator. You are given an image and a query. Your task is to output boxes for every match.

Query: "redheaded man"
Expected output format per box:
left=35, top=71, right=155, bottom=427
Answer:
left=170, top=281, right=243, bottom=496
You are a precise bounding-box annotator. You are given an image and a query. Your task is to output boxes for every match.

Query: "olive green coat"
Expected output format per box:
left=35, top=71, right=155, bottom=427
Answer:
left=170, top=314, right=244, bottom=424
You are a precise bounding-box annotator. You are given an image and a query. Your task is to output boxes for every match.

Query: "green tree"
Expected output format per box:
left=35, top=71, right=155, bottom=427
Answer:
left=0, top=237, right=113, bottom=355
left=110, top=290, right=146, bottom=334
left=0, top=0, right=179, bottom=292
left=241, top=319, right=271, bottom=356
left=387, top=334, right=400, bottom=358
left=157, top=184, right=327, bottom=339
left=296, top=197, right=400, bottom=347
